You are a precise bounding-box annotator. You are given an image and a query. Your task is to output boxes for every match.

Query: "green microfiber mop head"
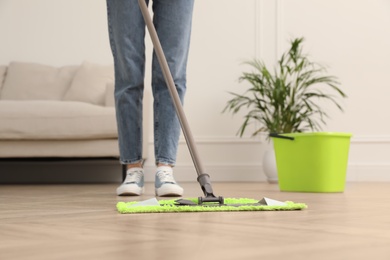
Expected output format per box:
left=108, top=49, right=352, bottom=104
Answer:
left=117, top=198, right=307, bottom=214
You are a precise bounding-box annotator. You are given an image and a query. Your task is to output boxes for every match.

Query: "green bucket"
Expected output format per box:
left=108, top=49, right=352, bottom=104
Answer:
left=270, top=132, right=352, bottom=192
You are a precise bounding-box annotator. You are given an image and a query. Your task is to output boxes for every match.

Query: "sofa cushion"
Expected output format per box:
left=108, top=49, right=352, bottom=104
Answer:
left=0, top=65, right=7, bottom=92
left=0, top=62, right=77, bottom=101
left=63, top=61, right=114, bottom=106
left=105, top=82, right=115, bottom=107
left=0, top=100, right=117, bottom=140
left=0, top=140, right=120, bottom=158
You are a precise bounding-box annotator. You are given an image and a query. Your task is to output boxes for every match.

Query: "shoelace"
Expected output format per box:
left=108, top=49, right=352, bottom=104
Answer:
left=156, top=170, right=175, bottom=184
left=125, top=170, right=143, bottom=184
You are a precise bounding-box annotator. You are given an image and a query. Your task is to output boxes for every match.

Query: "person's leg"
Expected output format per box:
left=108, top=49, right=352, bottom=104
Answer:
left=151, top=0, right=195, bottom=196
left=107, top=0, right=149, bottom=195
left=152, top=0, right=195, bottom=166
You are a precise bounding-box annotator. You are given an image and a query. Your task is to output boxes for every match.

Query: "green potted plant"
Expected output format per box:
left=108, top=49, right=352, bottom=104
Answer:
left=223, top=37, right=347, bottom=183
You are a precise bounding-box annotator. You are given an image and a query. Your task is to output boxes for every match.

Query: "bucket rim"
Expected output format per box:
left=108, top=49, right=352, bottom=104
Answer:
left=271, top=132, right=352, bottom=138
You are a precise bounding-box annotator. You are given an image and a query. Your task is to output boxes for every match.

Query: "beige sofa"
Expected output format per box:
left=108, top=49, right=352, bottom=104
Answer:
left=0, top=61, right=148, bottom=161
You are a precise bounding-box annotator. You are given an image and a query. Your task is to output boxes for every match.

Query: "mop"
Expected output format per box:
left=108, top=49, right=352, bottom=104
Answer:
left=117, top=0, right=307, bottom=214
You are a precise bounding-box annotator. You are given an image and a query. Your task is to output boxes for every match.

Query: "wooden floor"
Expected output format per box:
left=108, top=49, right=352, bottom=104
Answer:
left=1, top=182, right=390, bottom=260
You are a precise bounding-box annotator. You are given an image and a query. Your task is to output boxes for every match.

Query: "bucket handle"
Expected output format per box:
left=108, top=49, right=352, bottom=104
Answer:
left=269, top=133, right=295, bottom=141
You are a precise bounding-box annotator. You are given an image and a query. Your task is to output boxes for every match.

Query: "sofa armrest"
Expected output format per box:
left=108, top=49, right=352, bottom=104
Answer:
left=105, top=82, right=115, bottom=107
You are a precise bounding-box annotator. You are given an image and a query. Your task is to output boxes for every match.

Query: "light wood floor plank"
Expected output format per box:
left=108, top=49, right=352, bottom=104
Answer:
left=1, top=182, right=390, bottom=259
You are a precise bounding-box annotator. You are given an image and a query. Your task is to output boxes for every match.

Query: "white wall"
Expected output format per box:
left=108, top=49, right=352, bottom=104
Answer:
left=1, top=0, right=389, bottom=182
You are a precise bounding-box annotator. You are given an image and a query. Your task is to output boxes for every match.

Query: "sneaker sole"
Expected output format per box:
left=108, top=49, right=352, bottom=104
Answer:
left=155, top=184, right=183, bottom=197
left=117, top=186, right=145, bottom=196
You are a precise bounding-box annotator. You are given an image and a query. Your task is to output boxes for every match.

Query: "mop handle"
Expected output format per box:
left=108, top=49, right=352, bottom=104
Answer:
left=269, top=133, right=295, bottom=141
left=138, top=0, right=205, bottom=177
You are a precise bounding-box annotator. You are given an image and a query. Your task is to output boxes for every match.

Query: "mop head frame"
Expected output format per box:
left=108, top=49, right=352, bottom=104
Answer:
left=117, top=198, right=307, bottom=214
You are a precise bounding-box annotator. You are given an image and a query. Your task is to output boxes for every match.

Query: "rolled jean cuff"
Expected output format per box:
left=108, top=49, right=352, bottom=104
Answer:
left=155, top=159, right=176, bottom=167
left=120, top=158, right=143, bottom=165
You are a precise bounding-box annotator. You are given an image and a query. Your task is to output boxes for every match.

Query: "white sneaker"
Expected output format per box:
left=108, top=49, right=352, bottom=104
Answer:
left=116, top=167, right=144, bottom=196
left=155, top=166, right=183, bottom=197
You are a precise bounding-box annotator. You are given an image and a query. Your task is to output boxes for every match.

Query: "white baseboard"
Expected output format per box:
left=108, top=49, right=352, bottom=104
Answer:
left=347, top=163, right=390, bottom=182
left=143, top=163, right=266, bottom=182
left=145, top=163, right=390, bottom=182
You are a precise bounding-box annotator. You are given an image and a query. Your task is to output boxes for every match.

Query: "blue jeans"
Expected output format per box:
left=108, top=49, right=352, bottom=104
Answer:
left=107, top=0, right=194, bottom=166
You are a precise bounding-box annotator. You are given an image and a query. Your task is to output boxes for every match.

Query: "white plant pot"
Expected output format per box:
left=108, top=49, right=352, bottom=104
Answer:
left=262, top=146, right=278, bottom=183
